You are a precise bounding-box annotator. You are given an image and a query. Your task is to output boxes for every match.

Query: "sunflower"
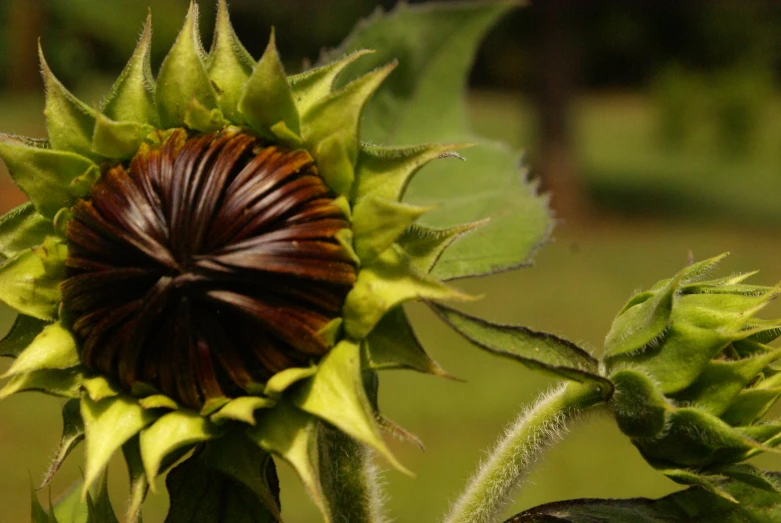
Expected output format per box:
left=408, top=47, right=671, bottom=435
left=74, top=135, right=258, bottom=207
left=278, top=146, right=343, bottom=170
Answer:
left=0, top=1, right=477, bottom=519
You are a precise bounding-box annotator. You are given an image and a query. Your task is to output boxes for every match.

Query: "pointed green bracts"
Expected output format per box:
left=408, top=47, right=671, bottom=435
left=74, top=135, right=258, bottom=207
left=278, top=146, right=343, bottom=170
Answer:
left=605, top=255, right=781, bottom=496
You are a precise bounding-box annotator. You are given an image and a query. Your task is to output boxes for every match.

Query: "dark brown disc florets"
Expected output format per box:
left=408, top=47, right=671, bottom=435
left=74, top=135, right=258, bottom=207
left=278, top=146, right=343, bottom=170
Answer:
left=61, top=129, right=357, bottom=409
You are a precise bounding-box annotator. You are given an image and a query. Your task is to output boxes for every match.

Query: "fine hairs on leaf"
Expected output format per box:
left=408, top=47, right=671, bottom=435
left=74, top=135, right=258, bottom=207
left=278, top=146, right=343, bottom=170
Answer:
left=444, top=384, right=574, bottom=523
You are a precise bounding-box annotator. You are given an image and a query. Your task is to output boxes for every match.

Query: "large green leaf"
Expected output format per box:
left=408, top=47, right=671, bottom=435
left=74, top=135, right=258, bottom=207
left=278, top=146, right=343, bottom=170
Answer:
left=324, top=1, right=551, bottom=279
left=508, top=473, right=781, bottom=522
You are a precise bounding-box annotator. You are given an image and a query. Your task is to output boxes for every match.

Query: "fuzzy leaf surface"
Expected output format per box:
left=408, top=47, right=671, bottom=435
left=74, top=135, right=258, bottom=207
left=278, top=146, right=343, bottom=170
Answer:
left=507, top=473, right=781, bottom=522
left=325, top=1, right=551, bottom=279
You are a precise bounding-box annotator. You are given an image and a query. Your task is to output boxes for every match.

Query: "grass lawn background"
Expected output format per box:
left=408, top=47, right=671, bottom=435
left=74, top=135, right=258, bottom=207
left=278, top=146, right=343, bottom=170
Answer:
left=1, top=89, right=780, bottom=521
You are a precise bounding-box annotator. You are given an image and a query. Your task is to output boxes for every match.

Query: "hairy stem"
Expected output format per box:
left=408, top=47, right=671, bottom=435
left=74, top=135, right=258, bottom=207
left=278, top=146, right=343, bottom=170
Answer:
left=444, top=381, right=606, bottom=523
left=319, top=424, right=387, bottom=523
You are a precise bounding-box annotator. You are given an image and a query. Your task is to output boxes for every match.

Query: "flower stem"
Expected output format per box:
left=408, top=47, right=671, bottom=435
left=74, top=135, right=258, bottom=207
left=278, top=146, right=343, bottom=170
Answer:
left=444, top=381, right=607, bottom=523
left=319, top=424, right=387, bottom=523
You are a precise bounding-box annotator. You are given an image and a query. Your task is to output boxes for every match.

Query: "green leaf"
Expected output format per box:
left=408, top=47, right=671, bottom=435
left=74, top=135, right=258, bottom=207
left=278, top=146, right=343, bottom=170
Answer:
left=0, top=203, right=52, bottom=260
left=156, top=2, right=218, bottom=129
left=365, top=306, right=453, bottom=378
left=101, top=13, right=158, bottom=126
left=51, top=479, right=86, bottom=523
left=140, top=409, right=222, bottom=485
left=324, top=1, right=551, bottom=279
left=291, top=340, right=410, bottom=474
left=434, top=304, right=612, bottom=393
left=165, top=444, right=279, bottom=523
left=39, top=44, right=101, bottom=161
left=0, top=314, right=48, bottom=359
left=40, top=399, right=85, bottom=489
left=0, top=135, right=98, bottom=219
left=508, top=474, right=781, bottom=522
left=0, top=247, right=63, bottom=320
left=206, top=0, right=255, bottom=122
left=239, top=30, right=299, bottom=137
left=81, top=394, right=157, bottom=495
left=3, top=322, right=79, bottom=377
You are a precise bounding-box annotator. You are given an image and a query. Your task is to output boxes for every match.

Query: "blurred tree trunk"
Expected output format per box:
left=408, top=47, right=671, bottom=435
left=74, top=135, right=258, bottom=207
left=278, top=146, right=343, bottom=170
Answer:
left=532, top=0, right=589, bottom=221
left=7, top=0, right=46, bottom=93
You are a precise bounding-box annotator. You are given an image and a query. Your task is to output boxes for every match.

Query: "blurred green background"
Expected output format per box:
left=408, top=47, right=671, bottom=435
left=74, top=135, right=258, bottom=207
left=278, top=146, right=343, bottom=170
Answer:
left=2, top=0, right=781, bottom=521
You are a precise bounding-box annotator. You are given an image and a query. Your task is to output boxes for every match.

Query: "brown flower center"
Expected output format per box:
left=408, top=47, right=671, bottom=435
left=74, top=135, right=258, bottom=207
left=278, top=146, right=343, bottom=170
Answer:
left=62, top=129, right=356, bottom=409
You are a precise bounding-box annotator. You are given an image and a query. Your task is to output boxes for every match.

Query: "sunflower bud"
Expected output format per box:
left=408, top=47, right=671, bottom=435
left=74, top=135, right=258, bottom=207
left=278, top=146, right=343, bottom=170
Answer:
left=604, top=254, right=781, bottom=499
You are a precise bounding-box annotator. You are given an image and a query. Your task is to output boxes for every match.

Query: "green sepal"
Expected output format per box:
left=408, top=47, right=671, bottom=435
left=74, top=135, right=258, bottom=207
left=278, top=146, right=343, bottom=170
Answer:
left=3, top=322, right=79, bottom=378
left=39, top=44, right=101, bottom=161
left=198, top=430, right=282, bottom=519
left=30, top=479, right=51, bottom=523
left=0, top=246, right=64, bottom=321
left=301, top=62, right=397, bottom=189
left=636, top=407, right=766, bottom=468
left=604, top=274, right=678, bottom=358
left=398, top=221, right=486, bottom=275
left=610, top=369, right=670, bottom=438
left=722, top=388, right=781, bottom=426
left=82, top=375, right=120, bottom=402
left=614, top=321, right=740, bottom=395
left=352, top=142, right=466, bottom=203
left=738, top=422, right=781, bottom=449
left=53, top=208, right=73, bottom=239
left=183, top=98, right=228, bottom=133
left=86, top=471, right=119, bottom=523
left=677, top=253, right=730, bottom=283
left=343, top=245, right=473, bottom=339
left=156, top=2, right=218, bottom=129
left=65, top=164, right=100, bottom=200
left=365, top=306, right=453, bottom=378
left=264, top=366, right=317, bottom=399
left=41, top=399, right=84, bottom=489
left=81, top=394, right=157, bottom=495
left=352, top=196, right=430, bottom=263
left=101, top=13, right=158, bottom=126
left=292, top=340, right=410, bottom=474
left=91, top=114, right=154, bottom=160
left=166, top=431, right=280, bottom=522
left=671, top=346, right=781, bottom=417
left=435, top=303, right=613, bottom=393
left=675, top=289, right=776, bottom=332
left=0, top=367, right=84, bottom=400
left=140, top=409, right=222, bottom=486
left=0, top=203, right=52, bottom=259
left=0, top=135, right=98, bottom=218
left=0, top=314, right=48, bottom=358
left=247, top=398, right=326, bottom=519
left=288, top=49, right=374, bottom=116
left=660, top=468, right=739, bottom=503
left=239, top=29, right=300, bottom=138
left=206, top=0, right=255, bottom=123
left=122, top=436, right=149, bottom=523
left=138, top=393, right=178, bottom=410
left=712, top=463, right=781, bottom=494
left=270, top=120, right=303, bottom=149
left=316, top=135, right=355, bottom=196
left=211, top=396, right=275, bottom=425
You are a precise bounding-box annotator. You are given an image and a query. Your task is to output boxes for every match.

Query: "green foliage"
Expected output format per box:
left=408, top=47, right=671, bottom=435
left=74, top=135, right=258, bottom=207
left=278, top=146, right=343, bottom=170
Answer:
left=324, top=0, right=552, bottom=280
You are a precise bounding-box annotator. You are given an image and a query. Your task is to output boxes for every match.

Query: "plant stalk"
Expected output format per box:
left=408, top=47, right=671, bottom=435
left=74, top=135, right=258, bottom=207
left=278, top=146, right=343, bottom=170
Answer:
left=444, top=381, right=606, bottom=523
left=319, top=424, right=387, bottom=523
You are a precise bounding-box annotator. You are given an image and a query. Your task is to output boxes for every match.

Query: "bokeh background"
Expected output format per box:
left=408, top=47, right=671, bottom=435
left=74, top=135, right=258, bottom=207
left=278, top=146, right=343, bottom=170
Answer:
left=2, top=0, right=781, bottom=521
